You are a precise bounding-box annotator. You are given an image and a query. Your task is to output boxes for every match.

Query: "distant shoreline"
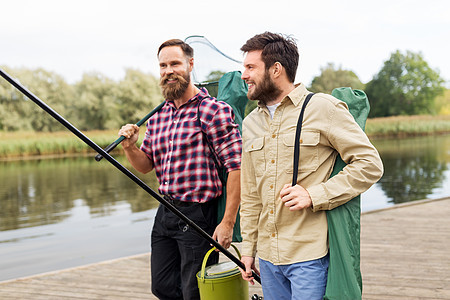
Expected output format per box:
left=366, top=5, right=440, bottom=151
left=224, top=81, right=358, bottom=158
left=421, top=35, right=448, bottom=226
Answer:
left=1, top=115, right=450, bottom=159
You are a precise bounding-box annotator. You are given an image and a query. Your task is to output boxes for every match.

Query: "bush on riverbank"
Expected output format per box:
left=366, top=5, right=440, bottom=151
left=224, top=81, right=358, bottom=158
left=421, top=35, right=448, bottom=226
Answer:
left=0, top=130, right=129, bottom=159
left=366, top=115, right=450, bottom=138
left=1, top=115, right=450, bottom=158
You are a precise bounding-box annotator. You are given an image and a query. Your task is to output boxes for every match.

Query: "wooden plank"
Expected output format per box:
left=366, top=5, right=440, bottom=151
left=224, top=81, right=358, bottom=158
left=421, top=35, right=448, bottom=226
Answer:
left=360, top=197, right=450, bottom=299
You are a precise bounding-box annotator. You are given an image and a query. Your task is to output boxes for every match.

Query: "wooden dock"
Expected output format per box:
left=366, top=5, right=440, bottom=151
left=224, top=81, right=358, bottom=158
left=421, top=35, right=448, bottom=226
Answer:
left=360, top=197, right=450, bottom=299
left=1, top=197, right=449, bottom=299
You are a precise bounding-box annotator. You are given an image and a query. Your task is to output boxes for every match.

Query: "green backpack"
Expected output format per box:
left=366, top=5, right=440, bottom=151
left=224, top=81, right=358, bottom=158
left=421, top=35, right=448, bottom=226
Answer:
left=292, top=87, right=368, bottom=299
left=324, top=87, right=370, bottom=300
left=197, top=71, right=248, bottom=242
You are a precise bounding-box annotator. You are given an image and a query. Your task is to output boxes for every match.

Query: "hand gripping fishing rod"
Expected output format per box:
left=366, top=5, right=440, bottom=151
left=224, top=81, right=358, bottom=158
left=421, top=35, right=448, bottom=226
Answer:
left=0, top=68, right=261, bottom=285
left=94, top=101, right=165, bottom=161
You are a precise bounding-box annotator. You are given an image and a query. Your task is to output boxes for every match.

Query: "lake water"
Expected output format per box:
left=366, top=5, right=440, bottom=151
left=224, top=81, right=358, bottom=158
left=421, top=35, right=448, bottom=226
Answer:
left=1, top=134, right=450, bottom=281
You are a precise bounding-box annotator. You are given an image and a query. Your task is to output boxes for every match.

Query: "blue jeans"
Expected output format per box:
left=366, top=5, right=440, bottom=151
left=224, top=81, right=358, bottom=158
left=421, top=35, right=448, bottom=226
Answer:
left=259, top=254, right=329, bottom=300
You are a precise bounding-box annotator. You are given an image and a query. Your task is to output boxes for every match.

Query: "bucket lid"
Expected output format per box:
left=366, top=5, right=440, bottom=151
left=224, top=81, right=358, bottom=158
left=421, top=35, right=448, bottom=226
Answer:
left=204, top=261, right=239, bottom=279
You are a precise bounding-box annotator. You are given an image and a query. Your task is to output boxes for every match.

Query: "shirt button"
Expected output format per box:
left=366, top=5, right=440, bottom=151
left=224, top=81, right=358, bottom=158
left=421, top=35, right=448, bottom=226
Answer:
left=272, top=134, right=276, bottom=138
left=164, top=182, right=168, bottom=185
left=271, top=233, right=276, bottom=237
left=271, top=159, right=275, bottom=164
left=300, top=139, right=303, bottom=143
left=270, top=184, right=273, bottom=189
left=270, top=210, right=273, bottom=214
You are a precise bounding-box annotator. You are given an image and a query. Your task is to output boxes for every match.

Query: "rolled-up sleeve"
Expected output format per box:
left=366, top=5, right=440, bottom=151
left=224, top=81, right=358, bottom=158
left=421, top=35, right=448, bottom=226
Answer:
left=306, top=101, right=384, bottom=211
left=201, top=101, right=242, bottom=172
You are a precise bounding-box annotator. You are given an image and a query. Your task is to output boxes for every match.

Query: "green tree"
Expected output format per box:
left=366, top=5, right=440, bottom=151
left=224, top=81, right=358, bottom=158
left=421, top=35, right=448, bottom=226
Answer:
left=309, top=63, right=364, bottom=94
left=434, top=89, right=450, bottom=115
left=0, top=66, right=74, bottom=131
left=115, top=68, right=163, bottom=125
left=71, top=72, right=117, bottom=130
left=0, top=67, right=23, bottom=131
left=366, top=50, right=445, bottom=117
left=205, top=70, right=225, bottom=82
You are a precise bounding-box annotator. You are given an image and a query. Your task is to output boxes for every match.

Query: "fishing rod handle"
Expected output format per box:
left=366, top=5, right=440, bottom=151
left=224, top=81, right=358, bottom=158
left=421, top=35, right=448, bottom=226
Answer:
left=95, top=101, right=165, bottom=162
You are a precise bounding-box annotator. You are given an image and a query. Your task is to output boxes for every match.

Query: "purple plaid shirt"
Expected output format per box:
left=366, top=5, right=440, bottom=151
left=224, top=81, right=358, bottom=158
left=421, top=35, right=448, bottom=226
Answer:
left=140, top=88, right=242, bottom=203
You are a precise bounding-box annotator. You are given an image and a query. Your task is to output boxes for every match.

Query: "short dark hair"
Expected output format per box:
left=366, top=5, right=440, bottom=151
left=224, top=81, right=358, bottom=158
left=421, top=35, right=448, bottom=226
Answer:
left=241, top=32, right=299, bottom=83
left=157, top=39, right=194, bottom=59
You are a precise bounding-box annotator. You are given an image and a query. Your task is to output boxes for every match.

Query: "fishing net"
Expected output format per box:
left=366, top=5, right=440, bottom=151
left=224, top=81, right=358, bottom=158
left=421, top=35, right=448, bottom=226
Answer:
left=185, top=36, right=248, bottom=242
left=185, top=35, right=243, bottom=85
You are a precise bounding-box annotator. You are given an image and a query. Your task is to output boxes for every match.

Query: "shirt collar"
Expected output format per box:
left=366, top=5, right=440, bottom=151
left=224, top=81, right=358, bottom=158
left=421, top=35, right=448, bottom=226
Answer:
left=196, top=87, right=211, bottom=101
left=284, top=83, right=310, bottom=107
left=256, top=82, right=310, bottom=113
left=166, top=87, right=211, bottom=109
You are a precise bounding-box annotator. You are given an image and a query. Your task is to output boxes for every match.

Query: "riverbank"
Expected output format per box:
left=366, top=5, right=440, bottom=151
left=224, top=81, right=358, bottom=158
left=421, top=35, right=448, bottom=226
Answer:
left=0, top=130, right=126, bottom=160
left=365, top=114, right=450, bottom=138
left=1, top=115, right=450, bottom=159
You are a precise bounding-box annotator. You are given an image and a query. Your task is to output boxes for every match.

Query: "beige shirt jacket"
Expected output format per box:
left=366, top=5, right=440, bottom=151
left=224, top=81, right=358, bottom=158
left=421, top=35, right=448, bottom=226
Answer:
left=240, top=83, right=384, bottom=265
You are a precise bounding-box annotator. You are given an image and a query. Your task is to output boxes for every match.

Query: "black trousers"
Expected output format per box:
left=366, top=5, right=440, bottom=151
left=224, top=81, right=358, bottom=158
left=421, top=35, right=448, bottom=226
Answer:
left=150, top=199, right=219, bottom=300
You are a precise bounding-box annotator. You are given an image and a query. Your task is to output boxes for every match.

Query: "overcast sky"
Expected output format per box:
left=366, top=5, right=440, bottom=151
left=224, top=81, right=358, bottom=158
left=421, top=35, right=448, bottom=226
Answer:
left=1, top=0, right=449, bottom=86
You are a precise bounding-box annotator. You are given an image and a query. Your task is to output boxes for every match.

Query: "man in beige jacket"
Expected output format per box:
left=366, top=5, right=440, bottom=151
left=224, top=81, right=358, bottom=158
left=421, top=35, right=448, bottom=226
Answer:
left=238, top=32, right=383, bottom=300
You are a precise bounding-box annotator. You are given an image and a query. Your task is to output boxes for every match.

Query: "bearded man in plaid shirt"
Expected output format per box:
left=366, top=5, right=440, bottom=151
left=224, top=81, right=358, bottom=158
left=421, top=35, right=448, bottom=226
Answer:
left=118, top=39, right=242, bottom=300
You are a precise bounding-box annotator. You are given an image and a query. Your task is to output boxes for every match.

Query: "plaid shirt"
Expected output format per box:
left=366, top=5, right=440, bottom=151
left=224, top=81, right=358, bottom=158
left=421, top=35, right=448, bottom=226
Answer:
left=140, top=88, right=242, bottom=203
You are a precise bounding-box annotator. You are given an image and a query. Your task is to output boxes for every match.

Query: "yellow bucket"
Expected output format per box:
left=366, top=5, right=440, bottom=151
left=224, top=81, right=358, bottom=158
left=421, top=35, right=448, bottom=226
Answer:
left=196, top=244, right=249, bottom=300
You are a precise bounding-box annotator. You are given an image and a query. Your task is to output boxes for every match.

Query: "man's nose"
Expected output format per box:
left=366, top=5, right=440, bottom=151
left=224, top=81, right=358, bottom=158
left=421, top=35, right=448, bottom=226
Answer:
left=166, top=66, right=174, bottom=74
left=241, top=69, right=249, bottom=80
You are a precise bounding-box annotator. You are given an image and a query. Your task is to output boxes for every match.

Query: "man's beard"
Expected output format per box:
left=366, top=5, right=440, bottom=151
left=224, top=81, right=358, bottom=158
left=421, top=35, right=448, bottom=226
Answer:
left=247, top=71, right=282, bottom=105
left=159, top=71, right=190, bottom=100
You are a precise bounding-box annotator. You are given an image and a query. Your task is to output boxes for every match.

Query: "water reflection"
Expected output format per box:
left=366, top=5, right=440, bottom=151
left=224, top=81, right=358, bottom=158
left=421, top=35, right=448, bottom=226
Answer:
left=372, top=134, right=450, bottom=205
left=0, top=156, right=160, bottom=231
left=0, top=135, right=450, bottom=280
left=1, top=134, right=449, bottom=231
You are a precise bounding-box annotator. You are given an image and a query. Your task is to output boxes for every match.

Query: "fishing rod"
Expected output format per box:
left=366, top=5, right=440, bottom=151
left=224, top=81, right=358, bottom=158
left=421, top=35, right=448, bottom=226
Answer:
left=94, top=101, right=165, bottom=161
left=0, top=68, right=261, bottom=285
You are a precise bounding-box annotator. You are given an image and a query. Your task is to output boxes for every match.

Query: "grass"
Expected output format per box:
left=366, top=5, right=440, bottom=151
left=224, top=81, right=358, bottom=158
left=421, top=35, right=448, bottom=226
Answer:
left=1, top=115, right=450, bottom=158
left=365, top=115, right=450, bottom=138
left=0, top=130, right=132, bottom=159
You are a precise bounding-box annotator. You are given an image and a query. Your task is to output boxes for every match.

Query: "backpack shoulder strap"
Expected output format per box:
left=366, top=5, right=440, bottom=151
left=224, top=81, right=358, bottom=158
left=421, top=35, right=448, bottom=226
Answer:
left=197, top=97, right=224, bottom=171
left=292, top=92, right=314, bottom=186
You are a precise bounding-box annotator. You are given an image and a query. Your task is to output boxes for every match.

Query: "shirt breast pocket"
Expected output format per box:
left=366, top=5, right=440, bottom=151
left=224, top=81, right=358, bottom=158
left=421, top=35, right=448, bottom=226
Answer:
left=176, top=116, right=201, bottom=149
left=282, top=130, right=320, bottom=174
left=244, top=137, right=265, bottom=177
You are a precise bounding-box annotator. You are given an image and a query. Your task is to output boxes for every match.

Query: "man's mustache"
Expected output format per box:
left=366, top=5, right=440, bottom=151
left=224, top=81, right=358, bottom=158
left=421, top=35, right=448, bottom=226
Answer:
left=160, top=74, right=188, bottom=86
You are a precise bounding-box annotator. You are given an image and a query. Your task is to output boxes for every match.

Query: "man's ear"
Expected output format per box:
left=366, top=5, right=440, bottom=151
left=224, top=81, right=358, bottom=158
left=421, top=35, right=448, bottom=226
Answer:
left=189, top=57, right=194, bottom=72
left=272, top=62, right=283, bottom=78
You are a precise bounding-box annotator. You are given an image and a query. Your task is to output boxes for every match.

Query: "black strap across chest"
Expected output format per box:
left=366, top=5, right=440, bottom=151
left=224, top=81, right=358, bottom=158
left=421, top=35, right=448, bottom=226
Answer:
left=196, top=98, right=225, bottom=183
left=292, top=93, right=314, bottom=186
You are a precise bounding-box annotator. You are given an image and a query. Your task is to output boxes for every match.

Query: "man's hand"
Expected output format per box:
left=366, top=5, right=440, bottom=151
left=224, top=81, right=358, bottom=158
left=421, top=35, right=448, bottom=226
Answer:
left=280, top=184, right=312, bottom=211
left=118, top=124, right=140, bottom=149
left=212, top=170, right=240, bottom=249
left=212, top=220, right=233, bottom=249
left=117, top=124, right=153, bottom=174
left=239, top=256, right=260, bottom=285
